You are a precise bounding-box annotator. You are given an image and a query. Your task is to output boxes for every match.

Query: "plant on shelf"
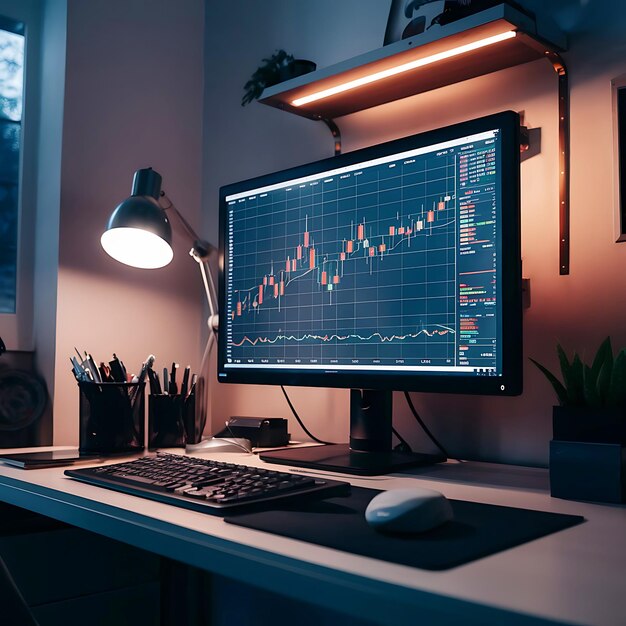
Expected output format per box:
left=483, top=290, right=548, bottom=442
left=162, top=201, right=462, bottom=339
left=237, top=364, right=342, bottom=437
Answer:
left=531, top=337, right=626, bottom=443
left=241, top=49, right=316, bottom=106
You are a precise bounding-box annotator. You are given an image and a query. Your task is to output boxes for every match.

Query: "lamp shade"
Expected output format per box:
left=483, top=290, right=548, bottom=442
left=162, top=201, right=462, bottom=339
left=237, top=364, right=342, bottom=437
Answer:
left=101, top=168, right=174, bottom=269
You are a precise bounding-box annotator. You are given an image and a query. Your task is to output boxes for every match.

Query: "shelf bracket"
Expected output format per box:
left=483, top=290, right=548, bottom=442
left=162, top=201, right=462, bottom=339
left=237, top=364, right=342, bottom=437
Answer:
left=519, top=125, right=530, bottom=152
left=545, top=50, right=570, bottom=275
left=321, top=118, right=342, bottom=155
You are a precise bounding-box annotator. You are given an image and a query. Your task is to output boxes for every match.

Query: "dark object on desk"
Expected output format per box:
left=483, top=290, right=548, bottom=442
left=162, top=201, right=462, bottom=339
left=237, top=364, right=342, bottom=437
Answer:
left=260, top=443, right=444, bottom=476
left=226, top=487, right=585, bottom=571
left=550, top=440, right=625, bottom=503
left=148, top=393, right=196, bottom=449
left=214, top=416, right=289, bottom=448
left=0, top=336, right=6, bottom=356
left=0, top=349, right=49, bottom=448
left=0, top=450, right=103, bottom=469
left=364, top=487, right=453, bottom=533
left=65, top=452, right=350, bottom=513
left=0, top=370, right=47, bottom=433
left=79, top=381, right=145, bottom=454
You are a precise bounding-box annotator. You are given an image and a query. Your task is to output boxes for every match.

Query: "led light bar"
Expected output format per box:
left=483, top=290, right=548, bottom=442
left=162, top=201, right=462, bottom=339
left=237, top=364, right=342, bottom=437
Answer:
left=292, top=30, right=517, bottom=108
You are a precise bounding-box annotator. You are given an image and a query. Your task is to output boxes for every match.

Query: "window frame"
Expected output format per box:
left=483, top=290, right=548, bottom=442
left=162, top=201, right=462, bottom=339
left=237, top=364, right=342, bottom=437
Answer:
left=0, top=0, right=38, bottom=350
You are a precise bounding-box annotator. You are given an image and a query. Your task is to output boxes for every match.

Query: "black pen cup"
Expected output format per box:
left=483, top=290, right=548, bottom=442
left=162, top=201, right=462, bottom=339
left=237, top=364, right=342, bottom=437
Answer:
left=79, top=381, right=145, bottom=454
left=148, top=393, right=197, bottom=450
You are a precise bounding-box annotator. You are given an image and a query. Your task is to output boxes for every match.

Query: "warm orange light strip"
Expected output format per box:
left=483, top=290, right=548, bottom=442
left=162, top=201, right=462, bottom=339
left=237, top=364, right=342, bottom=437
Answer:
left=292, top=30, right=517, bottom=107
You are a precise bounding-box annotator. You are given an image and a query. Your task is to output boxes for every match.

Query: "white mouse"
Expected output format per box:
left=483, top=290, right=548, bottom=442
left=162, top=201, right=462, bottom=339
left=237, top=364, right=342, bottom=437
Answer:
left=365, top=487, right=453, bottom=533
left=185, top=437, right=252, bottom=454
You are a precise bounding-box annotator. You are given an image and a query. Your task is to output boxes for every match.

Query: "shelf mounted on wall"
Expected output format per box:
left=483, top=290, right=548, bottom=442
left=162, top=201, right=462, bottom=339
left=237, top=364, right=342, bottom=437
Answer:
left=259, top=4, right=569, bottom=275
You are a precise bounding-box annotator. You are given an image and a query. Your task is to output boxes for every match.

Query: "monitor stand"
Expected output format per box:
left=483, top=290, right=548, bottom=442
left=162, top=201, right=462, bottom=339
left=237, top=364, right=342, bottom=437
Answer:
left=259, top=389, right=446, bottom=476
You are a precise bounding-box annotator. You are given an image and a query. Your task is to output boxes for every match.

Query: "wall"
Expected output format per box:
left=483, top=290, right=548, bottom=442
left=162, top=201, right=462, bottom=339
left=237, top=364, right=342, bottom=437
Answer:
left=203, top=0, right=626, bottom=467
left=52, top=0, right=205, bottom=444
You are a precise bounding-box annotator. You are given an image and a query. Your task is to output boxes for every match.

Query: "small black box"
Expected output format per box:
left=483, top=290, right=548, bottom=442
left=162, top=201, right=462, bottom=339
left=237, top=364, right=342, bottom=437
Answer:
left=215, top=417, right=289, bottom=448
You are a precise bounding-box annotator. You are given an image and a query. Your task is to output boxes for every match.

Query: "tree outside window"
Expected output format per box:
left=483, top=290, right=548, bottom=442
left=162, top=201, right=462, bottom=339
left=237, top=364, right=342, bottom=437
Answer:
left=0, top=18, right=24, bottom=314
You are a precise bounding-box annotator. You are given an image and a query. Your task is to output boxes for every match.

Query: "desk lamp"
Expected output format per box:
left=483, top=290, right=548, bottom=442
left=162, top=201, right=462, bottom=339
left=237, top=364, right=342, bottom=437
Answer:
left=101, top=167, right=218, bottom=401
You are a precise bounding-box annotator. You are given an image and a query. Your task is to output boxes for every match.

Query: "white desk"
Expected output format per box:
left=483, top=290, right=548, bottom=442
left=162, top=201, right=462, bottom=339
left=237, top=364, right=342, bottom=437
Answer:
left=0, top=448, right=624, bottom=626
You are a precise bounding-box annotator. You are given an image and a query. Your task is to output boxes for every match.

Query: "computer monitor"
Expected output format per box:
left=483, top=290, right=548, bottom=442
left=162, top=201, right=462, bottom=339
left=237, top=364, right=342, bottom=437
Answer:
left=217, top=110, right=522, bottom=475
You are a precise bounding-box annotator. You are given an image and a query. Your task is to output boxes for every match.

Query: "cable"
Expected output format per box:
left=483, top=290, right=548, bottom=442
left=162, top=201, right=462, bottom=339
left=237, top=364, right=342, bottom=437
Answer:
left=391, top=426, right=412, bottom=453
left=280, top=385, right=334, bottom=445
left=403, top=391, right=451, bottom=459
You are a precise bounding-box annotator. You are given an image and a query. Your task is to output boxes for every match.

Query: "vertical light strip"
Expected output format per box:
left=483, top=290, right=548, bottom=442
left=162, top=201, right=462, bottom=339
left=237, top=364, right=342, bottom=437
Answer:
left=292, top=30, right=517, bottom=107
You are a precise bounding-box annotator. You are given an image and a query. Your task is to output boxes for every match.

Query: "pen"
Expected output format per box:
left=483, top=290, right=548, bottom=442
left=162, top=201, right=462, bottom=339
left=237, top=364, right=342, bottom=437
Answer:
left=187, top=373, right=197, bottom=399
left=120, top=358, right=128, bottom=382
left=180, top=366, right=190, bottom=398
left=147, top=367, right=158, bottom=395
left=86, top=353, right=102, bottom=383
left=163, top=367, right=169, bottom=394
left=99, top=362, right=112, bottom=382
left=70, top=356, right=89, bottom=382
left=133, top=354, right=155, bottom=384
left=169, top=363, right=179, bottom=395
left=109, top=354, right=126, bottom=383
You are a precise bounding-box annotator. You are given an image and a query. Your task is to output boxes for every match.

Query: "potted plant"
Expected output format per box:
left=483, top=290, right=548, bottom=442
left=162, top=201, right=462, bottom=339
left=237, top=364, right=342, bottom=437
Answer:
left=531, top=337, right=626, bottom=503
left=241, top=50, right=316, bottom=106
left=531, top=337, right=626, bottom=444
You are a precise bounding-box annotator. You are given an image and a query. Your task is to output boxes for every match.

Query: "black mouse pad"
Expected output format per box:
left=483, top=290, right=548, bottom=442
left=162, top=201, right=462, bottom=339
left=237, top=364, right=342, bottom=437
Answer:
left=225, top=487, right=584, bottom=570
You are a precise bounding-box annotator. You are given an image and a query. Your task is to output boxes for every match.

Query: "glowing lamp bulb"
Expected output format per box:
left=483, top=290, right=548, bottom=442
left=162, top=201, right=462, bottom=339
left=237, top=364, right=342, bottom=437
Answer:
left=101, top=227, right=173, bottom=269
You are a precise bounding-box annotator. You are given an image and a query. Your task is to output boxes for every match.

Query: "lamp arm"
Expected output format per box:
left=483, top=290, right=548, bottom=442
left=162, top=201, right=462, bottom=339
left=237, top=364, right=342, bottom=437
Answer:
left=198, top=258, right=219, bottom=332
left=158, top=192, right=219, bottom=336
left=159, top=193, right=214, bottom=260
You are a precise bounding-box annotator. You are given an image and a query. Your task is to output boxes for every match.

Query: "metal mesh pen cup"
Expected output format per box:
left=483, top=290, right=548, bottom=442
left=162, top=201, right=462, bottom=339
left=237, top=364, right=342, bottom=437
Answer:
left=148, top=393, right=196, bottom=450
left=79, top=381, right=145, bottom=454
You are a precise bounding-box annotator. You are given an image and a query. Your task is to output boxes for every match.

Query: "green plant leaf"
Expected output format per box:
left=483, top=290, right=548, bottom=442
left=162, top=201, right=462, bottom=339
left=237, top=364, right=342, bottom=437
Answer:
left=566, top=353, right=585, bottom=406
left=241, top=50, right=296, bottom=106
left=583, top=364, right=602, bottom=408
left=556, top=343, right=571, bottom=383
left=607, top=349, right=626, bottom=409
left=596, top=349, right=614, bottom=406
left=529, top=358, right=568, bottom=405
left=589, top=337, right=613, bottom=404
left=591, top=336, right=613, bottom=378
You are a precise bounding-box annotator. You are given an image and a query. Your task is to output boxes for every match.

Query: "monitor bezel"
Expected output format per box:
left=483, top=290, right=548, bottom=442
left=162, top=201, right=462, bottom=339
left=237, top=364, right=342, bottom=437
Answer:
left=217, top=110, right=522, bottom=396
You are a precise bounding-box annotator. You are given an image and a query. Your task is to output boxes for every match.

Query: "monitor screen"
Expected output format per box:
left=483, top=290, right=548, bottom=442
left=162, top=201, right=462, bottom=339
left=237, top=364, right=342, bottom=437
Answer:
left=218, top=111, right=522, bottom=397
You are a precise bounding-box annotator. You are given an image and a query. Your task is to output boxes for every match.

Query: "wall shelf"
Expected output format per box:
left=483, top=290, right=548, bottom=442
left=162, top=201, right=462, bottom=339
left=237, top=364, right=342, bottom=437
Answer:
left=259, top=4, right=570, bottom=274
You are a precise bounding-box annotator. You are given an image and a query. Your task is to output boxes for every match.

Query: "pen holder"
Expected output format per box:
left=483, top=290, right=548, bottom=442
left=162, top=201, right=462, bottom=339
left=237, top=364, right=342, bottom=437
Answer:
left=148, top=393, right=197, bottom=449
left=79, top=381, right=145, bottom=454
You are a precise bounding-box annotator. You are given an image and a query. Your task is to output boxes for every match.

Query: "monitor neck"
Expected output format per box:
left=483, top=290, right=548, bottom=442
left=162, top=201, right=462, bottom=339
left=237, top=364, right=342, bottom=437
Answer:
left=349, top=389, right=392, bottom=452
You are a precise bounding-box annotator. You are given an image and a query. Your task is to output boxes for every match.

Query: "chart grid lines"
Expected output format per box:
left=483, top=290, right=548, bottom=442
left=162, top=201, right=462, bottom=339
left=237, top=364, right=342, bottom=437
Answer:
left=224, top=128, right=502, bottom=375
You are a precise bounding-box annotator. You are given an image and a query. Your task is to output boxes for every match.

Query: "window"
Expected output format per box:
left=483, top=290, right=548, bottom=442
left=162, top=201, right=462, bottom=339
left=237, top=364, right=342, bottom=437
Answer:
left=0, top=16, right=24, bottom=314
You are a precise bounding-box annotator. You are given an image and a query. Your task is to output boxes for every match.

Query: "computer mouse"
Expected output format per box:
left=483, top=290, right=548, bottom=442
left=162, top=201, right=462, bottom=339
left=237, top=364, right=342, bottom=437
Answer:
left=365, top=487, right=453, bottom=534
left=185, top=437, right=252, bottom=454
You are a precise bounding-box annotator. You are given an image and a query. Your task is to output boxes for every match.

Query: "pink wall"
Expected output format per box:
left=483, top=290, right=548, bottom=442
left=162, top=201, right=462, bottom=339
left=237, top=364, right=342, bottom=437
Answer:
left=52, top=0, right=205, bottom=444
left=203, top=0, right=626, bottom=466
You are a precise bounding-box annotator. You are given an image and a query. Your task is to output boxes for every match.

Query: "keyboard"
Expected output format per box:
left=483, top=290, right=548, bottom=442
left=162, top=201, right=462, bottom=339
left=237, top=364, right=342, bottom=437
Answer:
left=65, top=452, right=350, bottom=514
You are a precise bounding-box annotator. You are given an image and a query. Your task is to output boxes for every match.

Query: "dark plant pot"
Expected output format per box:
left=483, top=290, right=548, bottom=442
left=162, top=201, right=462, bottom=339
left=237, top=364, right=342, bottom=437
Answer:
left=550, top=440, right=625, bottom=503
left=552, top=406, right=626, bottom=445
left=277, top=59, right=316, bottom=83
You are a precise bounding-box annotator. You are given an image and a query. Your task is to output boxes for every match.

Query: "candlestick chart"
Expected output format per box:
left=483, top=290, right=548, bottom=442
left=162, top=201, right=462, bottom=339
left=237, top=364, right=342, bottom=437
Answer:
left=224, top=149, right=465, bottom=368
